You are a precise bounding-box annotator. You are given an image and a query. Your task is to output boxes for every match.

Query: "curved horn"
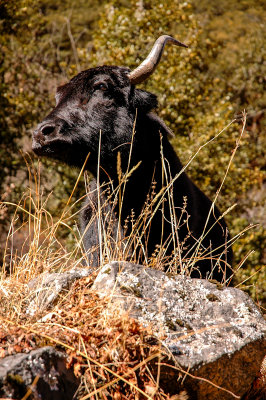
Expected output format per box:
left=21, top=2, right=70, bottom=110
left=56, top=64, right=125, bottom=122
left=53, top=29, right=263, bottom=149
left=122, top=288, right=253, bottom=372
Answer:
left=128, top=35, right=188, bottom=85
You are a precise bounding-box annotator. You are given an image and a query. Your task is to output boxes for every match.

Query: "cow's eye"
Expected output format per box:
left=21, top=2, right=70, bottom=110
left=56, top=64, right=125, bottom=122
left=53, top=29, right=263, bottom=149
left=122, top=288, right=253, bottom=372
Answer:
left=94, top=83, right=107, bottom=91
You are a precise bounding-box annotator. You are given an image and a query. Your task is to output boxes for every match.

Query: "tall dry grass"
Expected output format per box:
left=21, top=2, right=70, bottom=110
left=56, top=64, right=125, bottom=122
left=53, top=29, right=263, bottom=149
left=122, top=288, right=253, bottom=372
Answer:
left=0, top=114, right=255, bottom=399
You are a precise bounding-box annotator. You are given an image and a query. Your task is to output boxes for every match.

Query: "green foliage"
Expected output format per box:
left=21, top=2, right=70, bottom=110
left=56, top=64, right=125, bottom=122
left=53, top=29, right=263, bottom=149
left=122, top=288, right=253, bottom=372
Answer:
left=0, top=0, right=265, bottom=301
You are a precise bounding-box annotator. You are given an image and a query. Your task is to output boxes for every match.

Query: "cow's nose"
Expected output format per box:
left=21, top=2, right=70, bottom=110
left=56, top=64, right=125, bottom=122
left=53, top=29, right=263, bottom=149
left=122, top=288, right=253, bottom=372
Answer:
left=41, top=124, right=56, bottom=136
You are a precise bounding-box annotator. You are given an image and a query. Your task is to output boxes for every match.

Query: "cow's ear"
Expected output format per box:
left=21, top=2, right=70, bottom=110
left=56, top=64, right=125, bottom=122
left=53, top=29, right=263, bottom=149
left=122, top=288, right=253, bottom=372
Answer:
left=55, top=84, right=67, bottom=105
left=131, top=89, right=158, bottom=112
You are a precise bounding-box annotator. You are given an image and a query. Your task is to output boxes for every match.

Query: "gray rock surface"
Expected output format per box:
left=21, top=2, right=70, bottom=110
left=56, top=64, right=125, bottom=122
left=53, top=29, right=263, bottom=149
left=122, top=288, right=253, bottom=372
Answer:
left=0, top=346, right=79, bottom=400
left=92, top=261, right=266, bottom=399
left=27, top=267, right=92, bottom=315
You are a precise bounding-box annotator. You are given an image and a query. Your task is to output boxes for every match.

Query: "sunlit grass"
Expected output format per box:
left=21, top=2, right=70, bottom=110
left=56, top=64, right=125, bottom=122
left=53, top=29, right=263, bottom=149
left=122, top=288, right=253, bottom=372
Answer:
left=0, top=115, right=260, bottom=398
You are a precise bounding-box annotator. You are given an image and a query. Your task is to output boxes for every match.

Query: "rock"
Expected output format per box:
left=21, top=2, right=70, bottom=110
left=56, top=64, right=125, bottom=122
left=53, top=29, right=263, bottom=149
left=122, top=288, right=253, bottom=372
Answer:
left=27, top=267, right=92, bottom=315
left=92, top=261, right=266, bottom=399
left=0, top=346, right=79, bottom=400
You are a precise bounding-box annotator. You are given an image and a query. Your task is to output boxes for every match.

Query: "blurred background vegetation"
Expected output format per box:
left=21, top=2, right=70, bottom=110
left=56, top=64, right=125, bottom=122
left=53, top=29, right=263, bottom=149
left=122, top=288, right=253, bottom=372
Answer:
left=0, top=0, right=265, bottom=303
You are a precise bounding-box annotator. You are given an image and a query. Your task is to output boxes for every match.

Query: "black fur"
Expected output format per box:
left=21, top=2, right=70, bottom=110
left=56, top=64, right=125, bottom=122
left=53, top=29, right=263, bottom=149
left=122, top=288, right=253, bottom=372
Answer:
left=33, top=65, right=233, bottom=281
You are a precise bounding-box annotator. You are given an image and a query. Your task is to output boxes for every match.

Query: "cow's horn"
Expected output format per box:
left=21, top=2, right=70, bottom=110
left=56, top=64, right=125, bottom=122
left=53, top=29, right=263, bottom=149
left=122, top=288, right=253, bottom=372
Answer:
left=128, top=35, right=188, bottom=85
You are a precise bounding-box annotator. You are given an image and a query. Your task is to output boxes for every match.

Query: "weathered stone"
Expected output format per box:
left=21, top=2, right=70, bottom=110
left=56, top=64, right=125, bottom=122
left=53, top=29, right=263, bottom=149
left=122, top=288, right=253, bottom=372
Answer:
left=27, top=267, right=92, bottom=315
left=0, top=346, right=79, bottom=400
left=92, top=261, right=266, bottom=399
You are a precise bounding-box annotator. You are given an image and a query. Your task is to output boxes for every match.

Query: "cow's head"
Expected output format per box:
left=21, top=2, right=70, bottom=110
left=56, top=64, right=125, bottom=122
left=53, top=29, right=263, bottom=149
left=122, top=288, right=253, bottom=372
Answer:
left=32, top=35, right=187, bottom=173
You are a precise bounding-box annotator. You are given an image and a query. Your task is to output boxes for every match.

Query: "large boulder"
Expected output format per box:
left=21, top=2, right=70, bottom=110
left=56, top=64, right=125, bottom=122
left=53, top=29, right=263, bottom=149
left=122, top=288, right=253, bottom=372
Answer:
left=4, top=261, right=265, bottom=399
left=92, top=261, right=266, bottom=399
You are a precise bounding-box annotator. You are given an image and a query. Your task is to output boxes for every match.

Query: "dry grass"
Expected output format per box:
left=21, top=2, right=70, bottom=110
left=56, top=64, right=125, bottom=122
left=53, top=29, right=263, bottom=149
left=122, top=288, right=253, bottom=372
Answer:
left=0, top=115, right=255, bottom=399
left=0, top=158, right=178, bottom=399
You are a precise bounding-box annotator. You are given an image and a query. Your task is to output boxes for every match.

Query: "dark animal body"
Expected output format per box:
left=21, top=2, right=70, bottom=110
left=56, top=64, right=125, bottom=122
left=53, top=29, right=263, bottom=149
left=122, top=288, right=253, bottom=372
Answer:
left=32, top=36, right=233, bottom=282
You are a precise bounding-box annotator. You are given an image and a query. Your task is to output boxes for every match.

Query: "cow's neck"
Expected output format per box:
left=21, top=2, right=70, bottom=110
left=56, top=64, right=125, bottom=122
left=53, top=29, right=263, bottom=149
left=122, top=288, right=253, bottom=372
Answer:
left=96, top=121, right=186, bottom=221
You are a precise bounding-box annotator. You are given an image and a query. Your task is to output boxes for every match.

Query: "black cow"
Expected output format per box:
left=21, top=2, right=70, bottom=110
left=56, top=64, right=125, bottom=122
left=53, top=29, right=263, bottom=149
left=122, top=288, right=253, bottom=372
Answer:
left=32, top=35, right=233, bottom=282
